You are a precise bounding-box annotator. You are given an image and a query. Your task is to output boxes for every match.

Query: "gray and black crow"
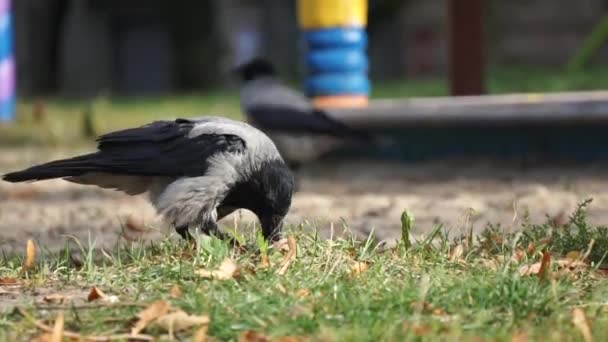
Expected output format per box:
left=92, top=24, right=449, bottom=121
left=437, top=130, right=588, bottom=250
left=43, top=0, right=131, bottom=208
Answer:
left=233, top=58, right=373, bottom=171
left=2, top=116, right=295, bottom=241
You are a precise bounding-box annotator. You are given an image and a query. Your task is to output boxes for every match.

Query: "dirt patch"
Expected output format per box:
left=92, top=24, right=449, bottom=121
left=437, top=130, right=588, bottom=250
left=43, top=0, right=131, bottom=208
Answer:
left=1, top=147, right=608, bottom=252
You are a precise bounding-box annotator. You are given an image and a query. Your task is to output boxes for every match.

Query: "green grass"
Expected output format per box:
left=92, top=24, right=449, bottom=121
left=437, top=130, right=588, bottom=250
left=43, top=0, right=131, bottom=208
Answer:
left=2, top=65, right=608, bottom=148
left=1, top=200, right=607, bottom=341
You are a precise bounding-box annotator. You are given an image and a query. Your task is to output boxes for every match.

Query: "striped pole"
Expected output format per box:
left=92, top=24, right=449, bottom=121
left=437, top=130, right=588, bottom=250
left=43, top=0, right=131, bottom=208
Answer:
left=297, top=0, right=369, bottom=109
left=0, top=0, right=14, bottom=122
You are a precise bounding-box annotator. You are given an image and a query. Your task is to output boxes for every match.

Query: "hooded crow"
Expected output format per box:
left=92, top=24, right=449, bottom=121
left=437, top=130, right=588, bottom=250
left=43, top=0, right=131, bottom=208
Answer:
left=233, top=58, right=372, bottom=171
left=2, top=116, right=295, bottom=241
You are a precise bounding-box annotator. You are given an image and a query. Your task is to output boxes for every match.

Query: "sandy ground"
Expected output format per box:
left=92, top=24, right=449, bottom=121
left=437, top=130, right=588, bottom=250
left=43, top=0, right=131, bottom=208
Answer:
left=2, top=147, right=608, bottom=253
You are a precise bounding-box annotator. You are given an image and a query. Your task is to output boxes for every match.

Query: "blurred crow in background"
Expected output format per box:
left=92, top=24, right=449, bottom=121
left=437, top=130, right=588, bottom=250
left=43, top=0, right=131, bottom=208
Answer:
left=3, top=117, right=294, bottom=241
left=233, top=58, right=374, bottom=172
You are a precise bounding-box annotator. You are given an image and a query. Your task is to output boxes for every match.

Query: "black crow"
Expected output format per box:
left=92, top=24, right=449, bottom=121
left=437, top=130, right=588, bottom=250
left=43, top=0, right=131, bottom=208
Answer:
left=2, top=117, right=295, bottom=241
left=233, top=58, right=373, bottom=171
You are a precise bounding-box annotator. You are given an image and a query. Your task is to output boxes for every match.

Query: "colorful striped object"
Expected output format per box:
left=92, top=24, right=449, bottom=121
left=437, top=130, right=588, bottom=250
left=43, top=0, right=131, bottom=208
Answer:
left=0, top=0, right=14, bottom=122
left=298, top=0, right=369, bottom=108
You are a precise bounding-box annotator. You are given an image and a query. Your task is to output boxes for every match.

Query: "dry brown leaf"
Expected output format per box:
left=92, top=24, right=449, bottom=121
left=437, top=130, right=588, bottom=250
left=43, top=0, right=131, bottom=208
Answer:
left=170, top=285, right=182, bottom=298
left=0, top=278, right=20, bottom=285
left=520, top=255, right=588, bottom=278
left=23, top=239, right=36, bottom=270
left=131, top=300, right=172, bottom=335
left=17, top=307, right=155, bottom=342
left=239, top=330, right=271, bottom=342
left=50, top=312, right=64, bottom=342
left=43, top=294, right=66, bottom=304
left=432, top=307, right=446, bottom=316
left=32, top=333, right=53, bottom=342
left=526, top=242, right=536, bottom=255
left=87, top=287, right=105, bottom=302
left=350, top=261, right=369, bottom=275
left=155, top=310, right=210, bottom=335
left=295, top=288, right=310, bottom=298
left=403, top=322, right=432, bottom=336
left=260, top=254, right=271, bottom=268
left=572, top=308, right=593, bottom=342
left=538, top=250, right=552, bottom=281
left=449, top=244, right=464, bottom=262
left=87, top=287, right=119, bottom=303
left=276, top=235, right=297, bottom=275
left=197, top=258, right=239, bottom=280
left=512, top=248, right=525, bottom=263
left=276, top=337, right=306, bottom=342
left=192, top=325, right=209, bottom=342
left=511, top=331, right=529, bottom=342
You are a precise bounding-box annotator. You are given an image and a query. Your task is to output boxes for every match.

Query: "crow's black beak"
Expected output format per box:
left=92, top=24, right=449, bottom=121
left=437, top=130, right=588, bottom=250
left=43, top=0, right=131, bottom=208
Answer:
left=260, top=215, right=284, bottom=241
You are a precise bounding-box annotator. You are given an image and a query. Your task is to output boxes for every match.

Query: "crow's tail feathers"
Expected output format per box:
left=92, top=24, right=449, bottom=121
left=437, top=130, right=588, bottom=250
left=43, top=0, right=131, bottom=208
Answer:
left=2, top=153, right=100, bottom=183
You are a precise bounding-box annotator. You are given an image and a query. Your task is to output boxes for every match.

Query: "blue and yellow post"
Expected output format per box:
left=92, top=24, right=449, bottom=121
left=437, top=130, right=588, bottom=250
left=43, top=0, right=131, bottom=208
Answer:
left=297, top=0, right=369, bottom=108
left=0, top=0, right=15, bottom=122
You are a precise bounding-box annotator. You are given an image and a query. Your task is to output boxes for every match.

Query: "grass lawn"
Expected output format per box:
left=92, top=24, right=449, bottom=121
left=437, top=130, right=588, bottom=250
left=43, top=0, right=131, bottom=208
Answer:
left=1, top=200, right=607, bottom=341
left=2, top=65, right=608, bottom=148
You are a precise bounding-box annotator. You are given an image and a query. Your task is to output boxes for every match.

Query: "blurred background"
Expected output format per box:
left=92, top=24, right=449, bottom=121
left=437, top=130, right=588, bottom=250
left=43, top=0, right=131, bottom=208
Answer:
left=1, top=0, right=608, bottom=252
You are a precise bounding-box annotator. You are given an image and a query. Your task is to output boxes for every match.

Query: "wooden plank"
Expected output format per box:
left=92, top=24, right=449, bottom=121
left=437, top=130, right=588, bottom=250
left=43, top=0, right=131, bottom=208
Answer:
left=327, top=91, right=608, bottom=129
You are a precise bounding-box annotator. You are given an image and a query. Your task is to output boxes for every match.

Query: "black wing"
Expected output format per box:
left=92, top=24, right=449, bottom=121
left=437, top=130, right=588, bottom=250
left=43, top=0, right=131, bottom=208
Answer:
left=3, top=118, right=246, bottom=182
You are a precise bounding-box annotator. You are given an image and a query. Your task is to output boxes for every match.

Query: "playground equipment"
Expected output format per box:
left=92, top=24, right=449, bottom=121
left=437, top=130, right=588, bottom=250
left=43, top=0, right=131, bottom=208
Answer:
left=0, top=0, right=14, bottom=121
left=297, top=0, right=369, bottom=108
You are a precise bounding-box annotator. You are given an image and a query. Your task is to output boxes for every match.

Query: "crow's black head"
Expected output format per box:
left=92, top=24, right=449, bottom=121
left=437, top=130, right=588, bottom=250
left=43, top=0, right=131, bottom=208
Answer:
left=255, top=159, right=295, bottom=240
left=233, top=58, right=277, bottom=82
left=220, top=158, right=294, bottom=241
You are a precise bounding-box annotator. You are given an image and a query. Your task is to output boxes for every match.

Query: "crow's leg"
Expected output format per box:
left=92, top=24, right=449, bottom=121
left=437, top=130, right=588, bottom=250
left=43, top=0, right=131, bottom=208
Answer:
left=175, top=225, right=193, bottom=241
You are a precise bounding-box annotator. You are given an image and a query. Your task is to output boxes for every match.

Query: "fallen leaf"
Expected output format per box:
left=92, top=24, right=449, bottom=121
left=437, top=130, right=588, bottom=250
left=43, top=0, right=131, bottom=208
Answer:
left=0, top=278, right=20, bottom=286
left=511, top=331, right=529, bottom=342
left=197, top=258, right=239, bottom=280
left=403, top=322, right=432, bottom=336
left=526, top=242, right=536, bottom=255
left=23, top=239, right=36, bottom=270
left=538, top=250, right=552, bottom=281
left=295, top=288, right=310, bottom=298
left=350, top=261, right=369, bottom=275
left=276, top=236, right=297, bottom=275
left=131, top=300, right=171, bottom=335
left=512, top=248, right=525, bottom=263
left=17, top=307, right=155, bottom=341
left=276, top=337, right=306, bottom=342
left=32, top=333, right=53, bottom=342
left=192, top=324, right=209, bottom=342
left=276, top=283, right=287, bottom=294
left=43, top=294, right=66, bottom=304
left=87, top=287, right=119, bottom=303
left=432, top=307, right=446, bottom=316
left=449, top=244, right=464, bottom=262
left=572, top=308, right=593, bottom=342
left=260, top=254, right=271, bottom=268
left=169, top=285, right=181, bottom=298
left=239, top=330, right=271, bottom=342
left=50, top=312, right=64, bottom=342
left=155, top=310, right=210, bottom=336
